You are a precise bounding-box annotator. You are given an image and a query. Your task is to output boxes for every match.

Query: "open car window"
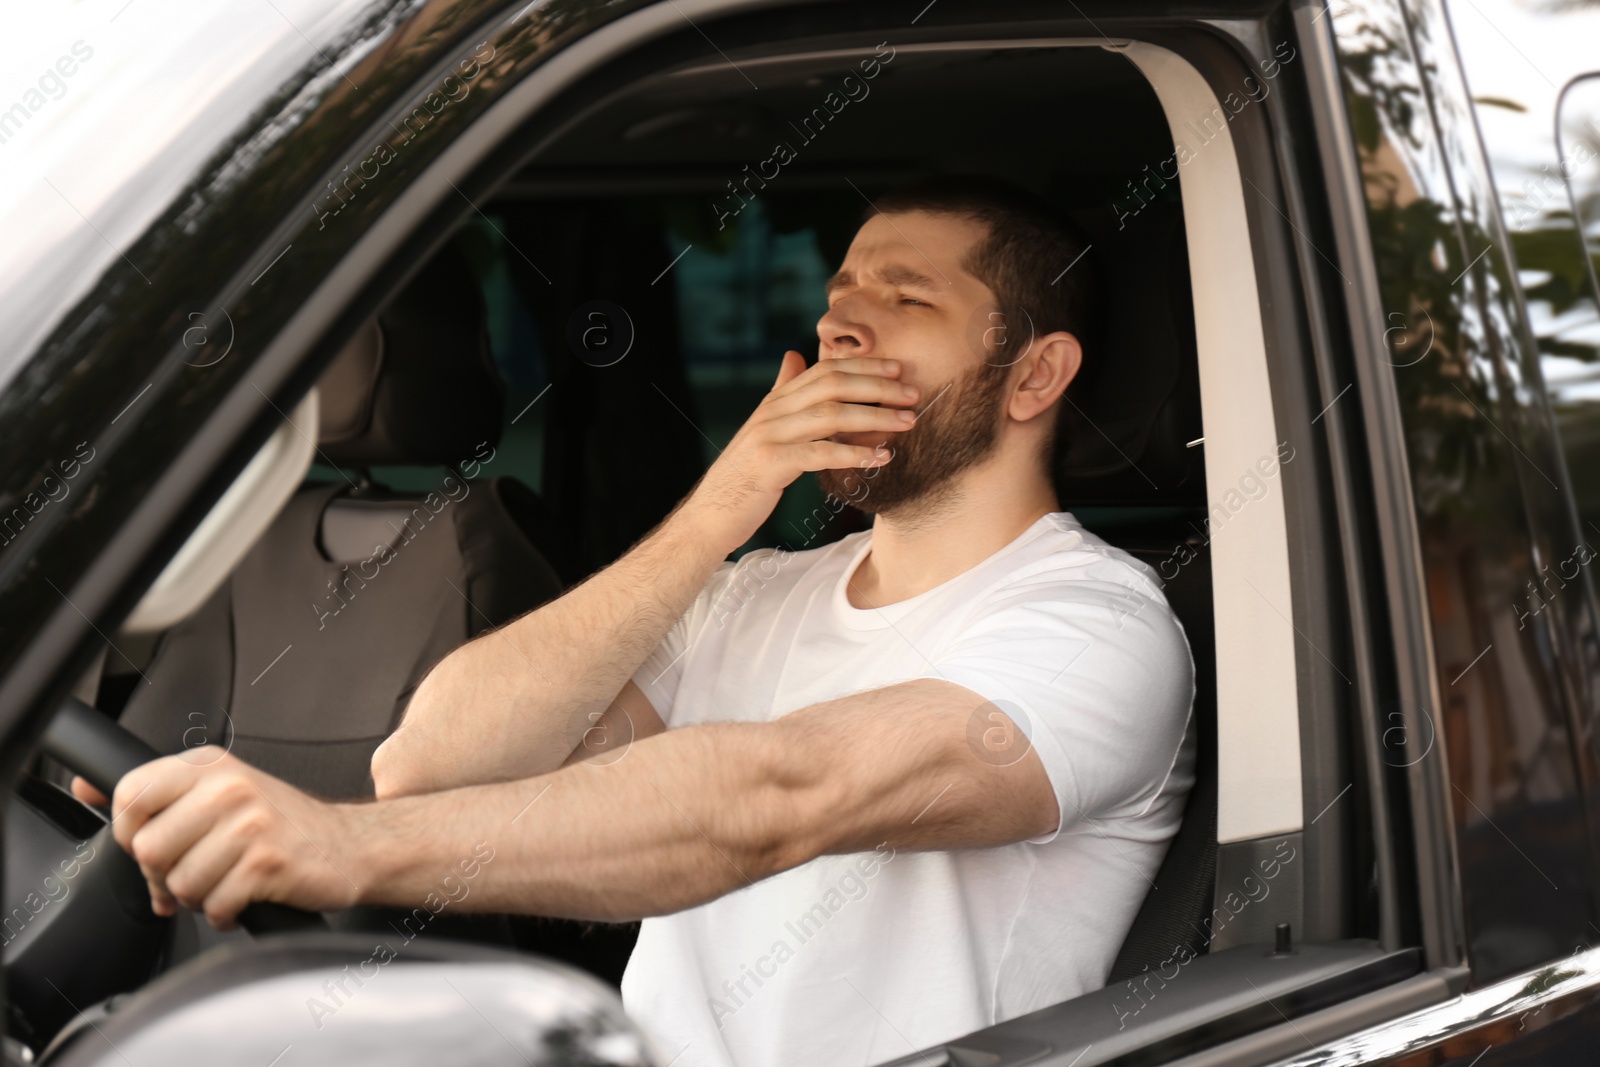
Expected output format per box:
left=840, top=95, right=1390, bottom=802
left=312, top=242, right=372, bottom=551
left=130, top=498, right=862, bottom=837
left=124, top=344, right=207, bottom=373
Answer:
left=3, top=3, right=1449, bottom=1064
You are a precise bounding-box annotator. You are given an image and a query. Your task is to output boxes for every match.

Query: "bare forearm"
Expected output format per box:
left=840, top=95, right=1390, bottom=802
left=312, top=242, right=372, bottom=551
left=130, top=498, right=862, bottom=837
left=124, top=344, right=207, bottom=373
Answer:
left=371, top=503, right=725, bottom=797
left=373, top=352, right=916, bottom=797
left=355, top=723, right=819, bottom=921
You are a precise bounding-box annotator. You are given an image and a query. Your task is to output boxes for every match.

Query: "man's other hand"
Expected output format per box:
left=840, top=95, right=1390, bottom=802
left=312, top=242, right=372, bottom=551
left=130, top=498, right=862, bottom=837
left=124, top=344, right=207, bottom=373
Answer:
left=682, top=351, right=918, bottom=555
left=108, top=749, right=365, bottom=929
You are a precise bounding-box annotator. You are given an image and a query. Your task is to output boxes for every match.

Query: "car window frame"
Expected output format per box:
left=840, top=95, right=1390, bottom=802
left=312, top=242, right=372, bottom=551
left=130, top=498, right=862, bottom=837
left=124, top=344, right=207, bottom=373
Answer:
left=0, top=0, right=1411, bottom=1062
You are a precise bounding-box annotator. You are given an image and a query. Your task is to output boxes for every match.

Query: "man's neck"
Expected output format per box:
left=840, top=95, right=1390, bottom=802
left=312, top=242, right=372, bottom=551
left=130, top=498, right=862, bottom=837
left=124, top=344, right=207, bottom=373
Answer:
left=845, top=460, right=1060, bottom=610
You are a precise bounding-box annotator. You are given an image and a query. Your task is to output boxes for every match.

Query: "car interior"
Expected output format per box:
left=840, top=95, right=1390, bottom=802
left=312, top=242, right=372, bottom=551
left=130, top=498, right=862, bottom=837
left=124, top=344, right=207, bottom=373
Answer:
left=12, top=31, right=1368, bottom=1063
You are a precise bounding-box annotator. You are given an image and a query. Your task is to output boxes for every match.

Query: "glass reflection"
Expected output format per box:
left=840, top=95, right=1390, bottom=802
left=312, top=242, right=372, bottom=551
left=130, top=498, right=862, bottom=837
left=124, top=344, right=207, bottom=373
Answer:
left=1334, top=0, right=1593, bottom=982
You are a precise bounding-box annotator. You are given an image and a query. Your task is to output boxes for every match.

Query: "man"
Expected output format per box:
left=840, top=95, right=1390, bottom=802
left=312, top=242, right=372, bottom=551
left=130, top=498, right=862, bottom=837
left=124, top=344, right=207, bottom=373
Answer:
left=90, top=175, right=1196, bottom=1067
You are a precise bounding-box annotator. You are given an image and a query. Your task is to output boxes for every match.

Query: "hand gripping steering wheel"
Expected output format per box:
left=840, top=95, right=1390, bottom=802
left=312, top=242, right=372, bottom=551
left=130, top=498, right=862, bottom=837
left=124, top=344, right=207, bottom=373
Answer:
left=40, top=697, right=325, bottom=935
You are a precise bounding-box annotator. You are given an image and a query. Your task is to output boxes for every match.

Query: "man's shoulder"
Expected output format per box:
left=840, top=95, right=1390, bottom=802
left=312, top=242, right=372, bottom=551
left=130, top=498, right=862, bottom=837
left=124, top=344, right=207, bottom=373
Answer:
left=962, top=514, right=1189, bottom=655
left=991, top=513, right=1168, bottom=602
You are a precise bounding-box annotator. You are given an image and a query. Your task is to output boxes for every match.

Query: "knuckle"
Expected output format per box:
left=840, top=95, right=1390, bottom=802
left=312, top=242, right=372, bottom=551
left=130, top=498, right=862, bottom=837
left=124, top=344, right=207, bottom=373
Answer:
left=246, top=847, right=287, bottom=880
left=216, top=776, right=255, bottom=807
left=166, top=872, right=195, bottom=904
left=130, top=834, right=165, bottom=871
left=235, top=809, right=274, bottom=839
left=112, top=777, right=143, bottom=815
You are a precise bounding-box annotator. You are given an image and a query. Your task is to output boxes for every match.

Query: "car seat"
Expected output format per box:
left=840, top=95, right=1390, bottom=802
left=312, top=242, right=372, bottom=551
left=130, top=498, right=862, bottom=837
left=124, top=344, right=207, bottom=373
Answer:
left=115, top=245, right=567, bottom=948
left=118, top=245, right=562, bottom=798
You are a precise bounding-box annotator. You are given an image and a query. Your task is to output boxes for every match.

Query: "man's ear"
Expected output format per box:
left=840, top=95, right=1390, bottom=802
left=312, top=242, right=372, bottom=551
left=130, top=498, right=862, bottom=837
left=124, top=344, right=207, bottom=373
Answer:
left=1009, top=331, right=1082, bottom=423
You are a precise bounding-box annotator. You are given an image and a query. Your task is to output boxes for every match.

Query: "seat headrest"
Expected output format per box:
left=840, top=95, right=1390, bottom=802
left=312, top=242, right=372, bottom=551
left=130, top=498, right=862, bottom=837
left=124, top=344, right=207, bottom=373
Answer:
left=317, top=243, right=504, bottom=467
left=1053, top=205, right=1205, bottom=506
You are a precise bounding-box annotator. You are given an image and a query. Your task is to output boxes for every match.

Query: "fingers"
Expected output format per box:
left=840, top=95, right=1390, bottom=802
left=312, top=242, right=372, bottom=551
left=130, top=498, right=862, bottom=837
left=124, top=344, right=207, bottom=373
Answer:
left=794, top=374, right=920, bottom=408
left=685, top=351, right=910, bottom=551
left=111, top=754, right=209, bottom=853
left=127, top=774, right=246, bottom=889
left=161, top=804, right=260, bottom=917
left=146, top=878, right=179, bottom=917
left=199, top=862, right=261, bottom=931
left=771, top=379, right=919, bottom=426
left=795, top=441, right=895, bottom=472
left=95, top=749, right=352, bottom=926
left=735, top=355, right=919, bottom=475
left=773, top=349, right=808, bottom=389
left=70, top=776, right=110, bottom=808
left=768, top=357, right=911, bottom=408
left=769, top=394, right=914, bottom=438
left=111, top=749, right=240, bottom=916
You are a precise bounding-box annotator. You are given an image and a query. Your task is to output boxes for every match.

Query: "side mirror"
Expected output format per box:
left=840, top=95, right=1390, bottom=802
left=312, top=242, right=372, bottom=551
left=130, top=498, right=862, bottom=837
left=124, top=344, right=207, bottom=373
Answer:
left=42, top=933, right=663, bottom=1066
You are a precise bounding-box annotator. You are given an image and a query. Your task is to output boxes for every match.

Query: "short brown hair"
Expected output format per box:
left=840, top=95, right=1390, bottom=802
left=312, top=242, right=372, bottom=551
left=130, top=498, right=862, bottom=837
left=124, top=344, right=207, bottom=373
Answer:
left=866, top=174, right=1097, bottom=467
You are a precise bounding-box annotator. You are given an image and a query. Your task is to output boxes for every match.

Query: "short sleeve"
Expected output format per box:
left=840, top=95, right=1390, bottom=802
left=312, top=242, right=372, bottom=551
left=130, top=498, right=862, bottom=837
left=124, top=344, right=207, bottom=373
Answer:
left=924, top=563, right=1196, bottom=846
left=630, top=560, right=738, bottom=727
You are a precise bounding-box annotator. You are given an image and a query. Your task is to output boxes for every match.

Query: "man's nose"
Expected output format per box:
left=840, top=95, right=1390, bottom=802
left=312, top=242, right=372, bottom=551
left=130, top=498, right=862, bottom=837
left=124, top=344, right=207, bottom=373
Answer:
left=816, top=302, right=873, bottom=359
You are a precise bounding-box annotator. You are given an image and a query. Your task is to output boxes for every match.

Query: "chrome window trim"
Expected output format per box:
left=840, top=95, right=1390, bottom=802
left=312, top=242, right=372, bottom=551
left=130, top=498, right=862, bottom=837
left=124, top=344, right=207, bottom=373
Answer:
left=1265, top=948, right=1598, bottom=1064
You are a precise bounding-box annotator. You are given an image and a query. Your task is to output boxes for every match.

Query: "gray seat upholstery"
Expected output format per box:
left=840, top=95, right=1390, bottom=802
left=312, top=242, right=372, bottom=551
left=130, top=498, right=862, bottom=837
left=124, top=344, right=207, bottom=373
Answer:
left=119, top=245, right=562, bottom=801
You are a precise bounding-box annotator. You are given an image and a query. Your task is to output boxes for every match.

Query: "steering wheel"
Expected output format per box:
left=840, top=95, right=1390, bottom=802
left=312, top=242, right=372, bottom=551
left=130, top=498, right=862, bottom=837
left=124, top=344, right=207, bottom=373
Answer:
left=3, top=698, right=324, bottom=1050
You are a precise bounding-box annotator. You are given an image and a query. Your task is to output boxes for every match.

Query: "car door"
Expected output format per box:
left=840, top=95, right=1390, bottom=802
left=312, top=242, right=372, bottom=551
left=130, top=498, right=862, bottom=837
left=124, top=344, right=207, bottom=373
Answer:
left=10, top=0, right=1600, bottom=1065
left=892, top=0, right=1600, bottom=1062
left=0, top=0, right=1423, bottom=1061
left=1223, top=0, right=1600, bottom=1062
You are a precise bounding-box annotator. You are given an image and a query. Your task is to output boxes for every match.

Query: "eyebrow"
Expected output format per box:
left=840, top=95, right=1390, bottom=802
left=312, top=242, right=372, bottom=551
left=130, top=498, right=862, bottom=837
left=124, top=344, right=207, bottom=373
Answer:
left=825, top=263, right=944, bottom=297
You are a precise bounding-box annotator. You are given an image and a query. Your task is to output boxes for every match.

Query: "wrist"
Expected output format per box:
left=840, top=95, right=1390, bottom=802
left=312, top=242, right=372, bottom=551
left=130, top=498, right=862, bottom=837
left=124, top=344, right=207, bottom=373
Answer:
left=339, top=797, right=414, bottom=908
left=664, top=489, right=750, bottom=561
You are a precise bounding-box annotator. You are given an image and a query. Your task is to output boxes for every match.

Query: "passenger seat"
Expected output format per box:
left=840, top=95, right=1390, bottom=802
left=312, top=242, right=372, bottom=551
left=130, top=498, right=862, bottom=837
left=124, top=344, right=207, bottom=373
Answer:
left=118, top=245, right=562, bottom=801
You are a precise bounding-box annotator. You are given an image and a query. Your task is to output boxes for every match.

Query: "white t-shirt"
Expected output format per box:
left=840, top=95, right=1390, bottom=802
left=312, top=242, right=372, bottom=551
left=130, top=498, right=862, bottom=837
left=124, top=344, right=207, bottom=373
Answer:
left=621, top=512, right=1196, bottom=1067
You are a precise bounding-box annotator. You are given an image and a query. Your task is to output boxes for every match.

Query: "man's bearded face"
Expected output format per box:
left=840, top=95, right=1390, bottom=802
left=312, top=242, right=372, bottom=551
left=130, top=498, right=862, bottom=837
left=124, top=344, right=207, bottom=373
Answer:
left=818, top=354, right=1011, bottom=514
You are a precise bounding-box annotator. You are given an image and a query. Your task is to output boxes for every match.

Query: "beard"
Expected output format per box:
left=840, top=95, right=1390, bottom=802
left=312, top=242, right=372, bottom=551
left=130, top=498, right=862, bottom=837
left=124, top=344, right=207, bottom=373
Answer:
left=817, top=356, right=1012, bottom=518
